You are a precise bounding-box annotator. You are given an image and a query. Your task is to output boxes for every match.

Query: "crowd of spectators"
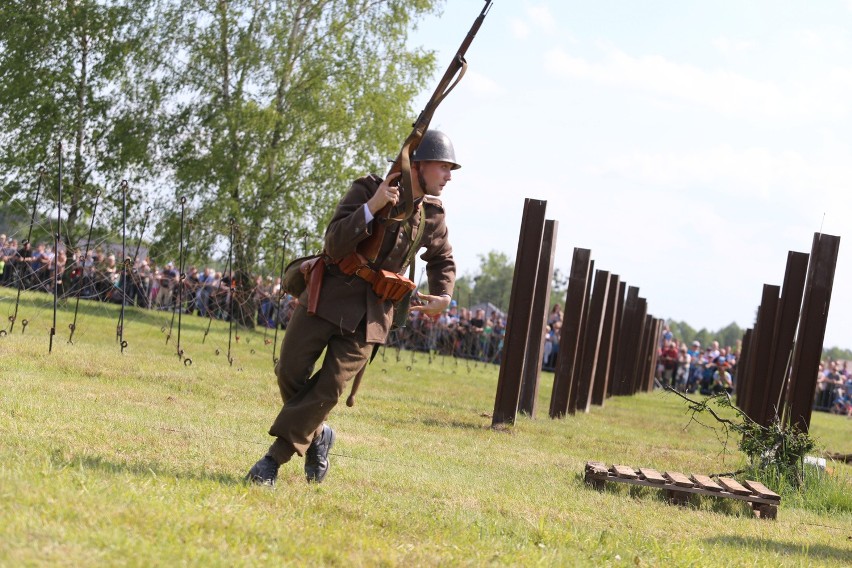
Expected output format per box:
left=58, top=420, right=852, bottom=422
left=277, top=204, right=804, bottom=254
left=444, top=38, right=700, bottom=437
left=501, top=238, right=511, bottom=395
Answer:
left=656, top=329, right=738, bottom=396
left=815, top=359, right=852, bottom=416
left=0, top=236, right=296, bottom=328
left=3, top=235, right=849, bottom=416
left=390, top=304, right=507, bottom=364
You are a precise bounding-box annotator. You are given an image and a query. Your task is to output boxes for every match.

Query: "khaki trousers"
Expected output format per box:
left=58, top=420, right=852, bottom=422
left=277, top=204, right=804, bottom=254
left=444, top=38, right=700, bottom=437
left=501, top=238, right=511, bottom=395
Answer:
left=266, top=303, right=372, bottom=464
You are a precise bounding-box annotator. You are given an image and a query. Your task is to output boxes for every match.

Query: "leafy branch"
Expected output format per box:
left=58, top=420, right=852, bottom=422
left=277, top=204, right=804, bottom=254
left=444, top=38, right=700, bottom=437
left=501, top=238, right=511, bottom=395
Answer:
left=665, top=386, right=815, bottom=486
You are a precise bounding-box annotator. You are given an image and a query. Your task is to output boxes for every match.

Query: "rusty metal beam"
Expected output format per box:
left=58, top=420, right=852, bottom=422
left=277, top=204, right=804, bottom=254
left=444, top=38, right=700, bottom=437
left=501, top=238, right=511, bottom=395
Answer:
left=629, top=298, right=649, bottom=395
left=643, top=317, right=662, bottom=393
left=592, top=274, right=621, bottom=406
left=549, top=248, right=592, bottom=418
left=761, top=251, right=809, bottom=427
left=736, top=327, right=753, bottom=410
left=571, top=269, right=610, bottom=414
left=492, top=199, right=547, bottom=427
left=787, top=233, right=840, bottom=432
left=606, top=280, right=627, bottom=399
left=745, top=284, right=781, bottom=425
left=519, top=219, right=558, bottom=417
left=612, top=286, right=640, bottom=396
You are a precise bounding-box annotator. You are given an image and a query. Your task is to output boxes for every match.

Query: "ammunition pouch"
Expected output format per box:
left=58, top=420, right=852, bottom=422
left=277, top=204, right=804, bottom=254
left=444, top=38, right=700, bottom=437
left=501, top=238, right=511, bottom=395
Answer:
left=336, top=252, right=416, bottom=303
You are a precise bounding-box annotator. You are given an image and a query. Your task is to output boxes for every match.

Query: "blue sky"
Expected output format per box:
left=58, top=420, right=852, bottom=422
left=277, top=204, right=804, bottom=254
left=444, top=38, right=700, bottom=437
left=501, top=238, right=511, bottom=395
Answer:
left=409, top=0, right=852, bottom=349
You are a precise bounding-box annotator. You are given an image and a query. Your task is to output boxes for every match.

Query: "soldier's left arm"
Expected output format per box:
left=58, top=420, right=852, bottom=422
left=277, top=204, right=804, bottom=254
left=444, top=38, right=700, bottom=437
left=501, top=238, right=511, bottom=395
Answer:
left=416, top=197, right=455, bottom=309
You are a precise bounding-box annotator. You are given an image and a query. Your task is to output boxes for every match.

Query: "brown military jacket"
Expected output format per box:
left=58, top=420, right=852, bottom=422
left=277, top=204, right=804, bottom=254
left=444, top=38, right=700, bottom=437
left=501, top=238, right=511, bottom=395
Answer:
left=308, top=174, right=455, bottom=343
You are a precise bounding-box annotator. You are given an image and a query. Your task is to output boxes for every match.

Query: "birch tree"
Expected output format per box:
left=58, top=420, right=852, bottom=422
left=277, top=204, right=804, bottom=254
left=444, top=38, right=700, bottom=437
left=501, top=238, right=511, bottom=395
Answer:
left=156, top=0, right=440, bottom=324
left=0, top=0, right=159, bottom=245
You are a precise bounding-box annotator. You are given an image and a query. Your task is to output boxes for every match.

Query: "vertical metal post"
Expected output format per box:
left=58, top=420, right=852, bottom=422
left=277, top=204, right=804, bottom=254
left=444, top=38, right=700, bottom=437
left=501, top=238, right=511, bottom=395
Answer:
left=8, top=168, right=46, bottom=335
left=591, top=273, right=620, bottom=406
left=606, top=280, right=626, bottom=399
left=175, top=196, right=188, bottom=360
left=643, top=317, right=662, bottom=392
left=628, top=298, right=648, bottom=394
left=611, top=286, right=640, bottom=396
left=68, top=189, right=101, bottom=344
left=787, top=233, right=840, bottom=432
left=571, top=269, right=610, bottom=413
left=744, top=284, right=781, bottom=424
left=762, top=251, right=808, bottom=425
left=272, top=230, right=290, bottom=365
left=735, top=327, right=753, bottom=408
left=49, top=144, right=63, bottom=353
left=116, top=181, right=129, bottom=353
left=226, top=218, right=236, bottom=366
left=548, top=248, right=592, bottom=418
left=492, top=199, right=547, bottom=427
left=519, top=219, right=558, bottom=417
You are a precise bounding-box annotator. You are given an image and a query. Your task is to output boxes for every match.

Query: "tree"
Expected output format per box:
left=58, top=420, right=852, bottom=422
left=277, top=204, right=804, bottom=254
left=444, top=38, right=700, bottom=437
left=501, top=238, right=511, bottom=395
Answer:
left=470, top=250, right=513, bottom=311
left=823, top=346, right=852, bottom=362
left=154, top=0, right=440, bottom=325
left=549, top=266, right=568, bottom=312
left=667, top=320, right=697, bottom=345
left=0, top=0, right=159, bottom=247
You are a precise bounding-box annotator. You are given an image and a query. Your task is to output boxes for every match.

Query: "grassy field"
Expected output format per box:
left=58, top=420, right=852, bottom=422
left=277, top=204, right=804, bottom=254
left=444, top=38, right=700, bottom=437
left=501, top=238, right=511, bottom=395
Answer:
left=2, top=289, right=851, bottom=566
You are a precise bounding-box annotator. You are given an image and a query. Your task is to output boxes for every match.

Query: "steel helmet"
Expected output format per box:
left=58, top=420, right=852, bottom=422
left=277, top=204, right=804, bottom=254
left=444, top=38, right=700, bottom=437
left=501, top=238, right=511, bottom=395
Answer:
left=412, top=130, right=461, bottom=170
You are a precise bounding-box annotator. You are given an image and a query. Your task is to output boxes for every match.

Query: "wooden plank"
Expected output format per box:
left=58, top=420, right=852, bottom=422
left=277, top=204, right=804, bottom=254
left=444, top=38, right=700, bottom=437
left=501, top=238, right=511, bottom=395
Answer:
left=585, top=461, right=609, bottom=476
left=691, top=474, right=723, bottom=492
left=613, top=465, right=639, bottom=479
left=592, top=475, right=778, bottom=504
left=664, top=471, right=694, bottom=488
left=638, top=468, right=667, bottom=484
left=743, top=480, right=781, bottom=501
left=717, top=477, right=752, bottom=496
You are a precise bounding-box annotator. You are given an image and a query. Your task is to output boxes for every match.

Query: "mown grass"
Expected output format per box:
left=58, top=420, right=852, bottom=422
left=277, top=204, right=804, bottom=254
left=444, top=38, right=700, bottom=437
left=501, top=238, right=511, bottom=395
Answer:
left=1, top=288, right=851, bottom=566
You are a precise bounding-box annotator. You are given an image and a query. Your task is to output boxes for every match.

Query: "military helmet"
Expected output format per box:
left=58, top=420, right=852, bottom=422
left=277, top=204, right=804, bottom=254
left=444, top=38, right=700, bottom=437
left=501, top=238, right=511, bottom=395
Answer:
left=412, top=130, right=461, bottom=170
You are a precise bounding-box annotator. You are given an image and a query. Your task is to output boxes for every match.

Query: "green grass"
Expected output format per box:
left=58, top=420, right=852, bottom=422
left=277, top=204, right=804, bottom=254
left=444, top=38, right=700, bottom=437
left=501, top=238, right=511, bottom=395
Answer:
left=2, top=289, right=851, bottom=566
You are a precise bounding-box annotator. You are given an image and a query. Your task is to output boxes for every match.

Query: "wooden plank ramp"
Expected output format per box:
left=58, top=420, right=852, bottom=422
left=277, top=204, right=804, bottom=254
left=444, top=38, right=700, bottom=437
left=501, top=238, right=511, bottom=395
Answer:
left=584, top=461, right=780, bottom=520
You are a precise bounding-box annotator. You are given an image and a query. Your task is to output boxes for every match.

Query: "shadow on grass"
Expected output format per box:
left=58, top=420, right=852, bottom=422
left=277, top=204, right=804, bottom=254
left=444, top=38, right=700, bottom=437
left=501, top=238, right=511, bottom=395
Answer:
left=51, top=449, right=245, bottom=486
left=701, top=535, right=852, bottom=563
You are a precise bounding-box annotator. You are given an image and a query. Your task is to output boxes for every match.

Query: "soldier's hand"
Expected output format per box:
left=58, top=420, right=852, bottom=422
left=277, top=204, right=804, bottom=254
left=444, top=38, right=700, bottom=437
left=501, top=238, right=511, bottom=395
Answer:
left=367, top=172, right=402, bottom=214
left=409, top=292, right=450, bottom=316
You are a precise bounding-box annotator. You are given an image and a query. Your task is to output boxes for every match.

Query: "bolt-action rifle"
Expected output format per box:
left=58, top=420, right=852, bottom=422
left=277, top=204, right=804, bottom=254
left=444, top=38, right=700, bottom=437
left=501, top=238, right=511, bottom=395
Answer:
left=357, top=0, right=493, bottom=262
left=346, top=0, right=493, bottom=408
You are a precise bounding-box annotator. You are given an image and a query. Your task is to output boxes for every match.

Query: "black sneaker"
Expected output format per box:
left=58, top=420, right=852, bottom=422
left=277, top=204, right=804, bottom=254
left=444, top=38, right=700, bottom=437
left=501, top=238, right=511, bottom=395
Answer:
left=246, top=455, right=279, bottom=486
left=304, top=424, right=335, bottom=483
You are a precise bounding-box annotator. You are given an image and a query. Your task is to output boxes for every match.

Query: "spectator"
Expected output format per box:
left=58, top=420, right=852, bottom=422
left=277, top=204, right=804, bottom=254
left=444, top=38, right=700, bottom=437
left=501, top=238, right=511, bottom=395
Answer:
left=675, top=343, right=691, bottom=392
left=712, top=358, right=734, bottom=394
left=659, top=339, right=679, bottom=388
left=547, top=303, right=563, bottom=327
left=154, top=262, right=178, bottom=309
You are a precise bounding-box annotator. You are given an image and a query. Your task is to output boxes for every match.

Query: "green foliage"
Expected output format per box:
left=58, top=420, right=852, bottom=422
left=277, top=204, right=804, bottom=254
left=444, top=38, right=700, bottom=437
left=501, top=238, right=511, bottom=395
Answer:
left=823, top=345, right=852, bottom=362
left=549, top=266, right=568, bottom=311
left=668, top=389, right=818, bottom=490
left=470, top=250, right=513, bottom=310
left=667, top=319, right=743, bottom=350
left=451, top=274, right=474, bottom=308
left=154, top=0, right=441, bottom=275
left=0, top=0, right=159, bottom=244
left=0, top=0, right=444, bottom=292
left=753, top=460, right=852, bottom=515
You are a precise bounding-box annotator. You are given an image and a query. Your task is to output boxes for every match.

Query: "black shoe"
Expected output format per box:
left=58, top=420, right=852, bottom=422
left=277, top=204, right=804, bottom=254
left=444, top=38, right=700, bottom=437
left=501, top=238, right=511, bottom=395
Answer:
left=246, top=455, right=279, bottom=486
left=304, top=424, right=335, bottom=483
